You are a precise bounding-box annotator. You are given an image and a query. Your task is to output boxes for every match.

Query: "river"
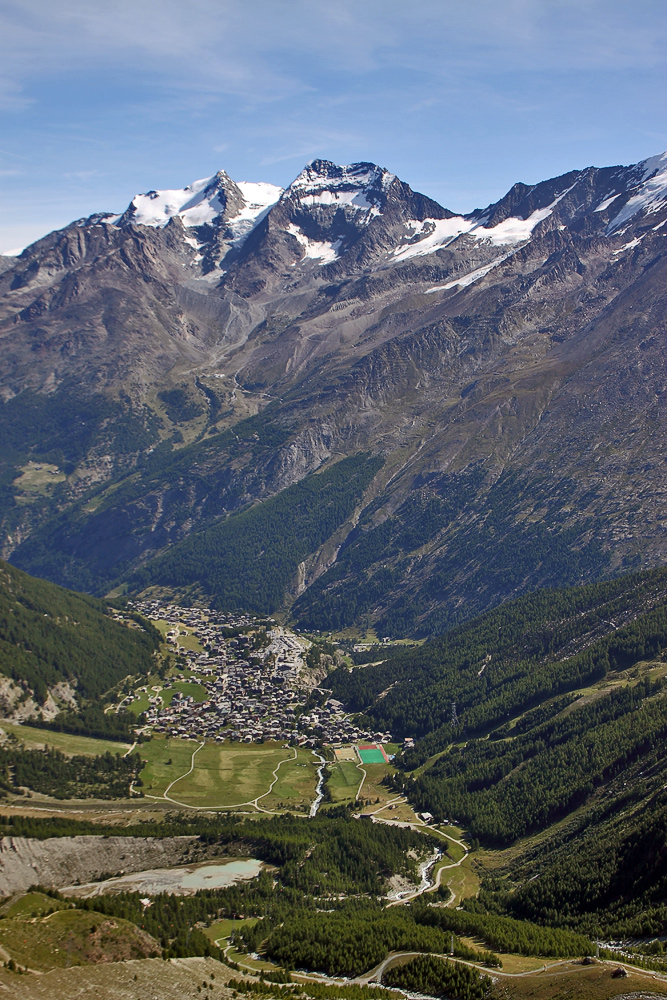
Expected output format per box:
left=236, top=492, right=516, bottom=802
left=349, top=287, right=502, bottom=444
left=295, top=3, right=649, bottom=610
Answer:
left=310, top=752, right=327, bottom=817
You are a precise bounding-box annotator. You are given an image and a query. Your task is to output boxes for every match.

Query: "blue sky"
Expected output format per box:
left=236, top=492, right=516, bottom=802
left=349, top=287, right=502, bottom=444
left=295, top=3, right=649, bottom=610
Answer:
left=1, top=0, right=666, bottom=252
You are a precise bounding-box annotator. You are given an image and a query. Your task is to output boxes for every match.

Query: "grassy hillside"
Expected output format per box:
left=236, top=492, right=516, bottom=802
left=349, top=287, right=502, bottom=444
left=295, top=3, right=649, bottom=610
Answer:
left=0, top=890, right=160, bottom=970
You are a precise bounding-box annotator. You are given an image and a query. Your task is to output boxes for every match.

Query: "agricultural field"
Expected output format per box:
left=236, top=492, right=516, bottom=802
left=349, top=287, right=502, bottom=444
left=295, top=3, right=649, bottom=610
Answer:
left=152, top=619, right=203, bottom=653
left=327, top=754, right=365, bottom=806
left=137, top=736, right=200, bottom=799
left=124, top=677, right=207, bottom=716
left=256, top=748, right=320, bottom=812
left=139, top=737, right=307, bottom=810
left=124, top=687, right=154, bottom=716
left=12, top=462, right=66, bottom=502
left=203, top=916, right=258, bottom=948
left=0, top=723, right=131, bottom=757
left=171, top=631, right=203, bottom=653
left=326, top=746, right=402, bottom=812
left=358, top=760, right=400, bottom=807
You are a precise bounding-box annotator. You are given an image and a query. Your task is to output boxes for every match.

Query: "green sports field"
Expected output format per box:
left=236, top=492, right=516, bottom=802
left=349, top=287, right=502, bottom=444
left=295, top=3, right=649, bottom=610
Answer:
left=358, top=745, right=387, bottom=763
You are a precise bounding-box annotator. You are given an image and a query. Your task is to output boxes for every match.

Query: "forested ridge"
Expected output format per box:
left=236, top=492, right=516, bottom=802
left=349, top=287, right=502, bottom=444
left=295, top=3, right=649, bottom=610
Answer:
left=295, top=465, right=608, bottom=639
left=293, top=466, right=486, bottom=632
left=133, top=453, right=383, bottom=613
left=381, top=955, right=493, bottom=1000
left=0, top=742, right=140, bottom=799
left=324, top=566, right=667, bottom=759
left=30, top=703, right=140, bottom=741
left=261, top=906, right=500, bottom=976
left=317, top=567, right=667, bottom=943
left=405, top=678, right=667, bottom=843
left=412, top=899, right=591, bottom=957
left=8, top=404, right=292, bottom=596
left=494, top=765, right=667, bottom=937
left=0, top=558, right=158, bottom=705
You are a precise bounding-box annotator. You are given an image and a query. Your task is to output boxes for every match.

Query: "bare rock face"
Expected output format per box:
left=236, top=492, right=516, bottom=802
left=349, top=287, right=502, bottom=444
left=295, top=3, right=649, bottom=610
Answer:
left=0, top=836, right=194, bottom=895
left=1, top=152, right=667, bottom=634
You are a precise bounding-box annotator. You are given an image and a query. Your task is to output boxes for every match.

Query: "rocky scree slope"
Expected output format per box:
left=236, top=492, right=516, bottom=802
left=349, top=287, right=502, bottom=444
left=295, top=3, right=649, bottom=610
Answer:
left=1, top=153, right=667, bottom=634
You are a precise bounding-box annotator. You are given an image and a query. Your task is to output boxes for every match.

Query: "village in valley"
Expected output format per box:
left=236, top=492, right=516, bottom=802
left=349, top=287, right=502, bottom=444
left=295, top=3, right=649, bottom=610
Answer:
left=124, top=599, right=391, bottom=750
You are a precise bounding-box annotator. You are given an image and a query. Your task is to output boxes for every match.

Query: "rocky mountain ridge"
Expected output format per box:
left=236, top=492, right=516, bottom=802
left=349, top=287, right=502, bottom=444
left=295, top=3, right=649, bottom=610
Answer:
left=1, top=151, right=666, bottom=634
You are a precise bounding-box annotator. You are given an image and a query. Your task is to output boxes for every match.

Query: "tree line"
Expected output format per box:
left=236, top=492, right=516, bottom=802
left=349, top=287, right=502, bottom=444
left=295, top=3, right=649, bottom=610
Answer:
left=323, top=566, right=667, bottom=763
left=0, top=743, right=141, bottom=800
left=382, top=955, right=494, bottom=1000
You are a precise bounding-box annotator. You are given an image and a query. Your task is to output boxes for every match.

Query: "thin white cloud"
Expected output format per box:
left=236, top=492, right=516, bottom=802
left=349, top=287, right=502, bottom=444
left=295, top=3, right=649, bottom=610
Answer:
left=0, top=0, right=665, bottom=111
left=1, top=0, right=666, bottom=251
left=64, top=170, right=100, bottom=181
left=0, top=77, right=33, bottom=112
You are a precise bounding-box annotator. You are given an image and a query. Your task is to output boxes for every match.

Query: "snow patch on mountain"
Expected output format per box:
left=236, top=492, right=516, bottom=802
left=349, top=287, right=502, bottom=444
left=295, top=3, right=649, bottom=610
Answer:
left=225, top=182, right=283, bottom=242
left=297, top=188, right=378, bottom=212
left=393, top=184, right=576, bottom=261
left=612, top=235, right=643, bottom=255
left=290, top=161, right=392, bottom=195
left=595, top=193, right=619, bottom=213
left=608, top=151, right=667, bottom=231
left=286, top=160, right=393, bottom=223
left=392, top=217, right=476, bottom=260
left=111, top=174, right=283, bottom=237
left=474, top=204, right=556, bottom=245
left=426, top=254, right=511, bottom=293
left=391, top=208, right=544, bottom=261
left=287, top=224, right=341, bottom=264
left=182, top=234, right=202, bottom=249
left=124, top=174, right=226, bottom=227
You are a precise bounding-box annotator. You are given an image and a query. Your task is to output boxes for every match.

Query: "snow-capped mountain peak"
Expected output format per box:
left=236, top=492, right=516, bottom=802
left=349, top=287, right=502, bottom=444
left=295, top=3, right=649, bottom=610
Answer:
left=110, top=171, right=283, bottom=236
left=119, top=171, right=233, bottom=228
left=608, top=149, right=667, bottom=231
left=224, top=181, right=284, bottom=243
left=81, top=150, right=667, bottom=284
left=285, top=159, right=395, bottom=214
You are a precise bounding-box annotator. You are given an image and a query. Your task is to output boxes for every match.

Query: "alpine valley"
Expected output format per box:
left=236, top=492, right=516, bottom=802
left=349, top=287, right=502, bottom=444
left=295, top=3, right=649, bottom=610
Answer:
left=1, top=152, right=666, bottom=634
left=1, top=152, right=667, bottom=1000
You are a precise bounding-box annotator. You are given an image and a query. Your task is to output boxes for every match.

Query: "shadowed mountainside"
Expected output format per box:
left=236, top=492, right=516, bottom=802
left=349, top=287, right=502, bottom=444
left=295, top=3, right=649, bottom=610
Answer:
left=1, top=153, right=666, bottom=633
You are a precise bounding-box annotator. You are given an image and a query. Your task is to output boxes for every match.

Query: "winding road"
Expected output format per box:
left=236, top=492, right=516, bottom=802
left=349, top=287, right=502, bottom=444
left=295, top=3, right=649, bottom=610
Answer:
left=143, top=744, right=307, bottom=813
left=253, top=748, right=298, bottom=813
left=355, top=761, right=367, bottom=800
left=162, top=741, right=205, bottom=805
